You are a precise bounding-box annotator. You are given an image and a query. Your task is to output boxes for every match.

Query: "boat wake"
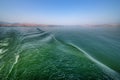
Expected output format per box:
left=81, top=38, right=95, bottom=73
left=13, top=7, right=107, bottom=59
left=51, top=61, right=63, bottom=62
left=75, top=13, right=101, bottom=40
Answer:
left=0, top=27, right=120, bottom=80
left=68, top=43, right=120, bottom=80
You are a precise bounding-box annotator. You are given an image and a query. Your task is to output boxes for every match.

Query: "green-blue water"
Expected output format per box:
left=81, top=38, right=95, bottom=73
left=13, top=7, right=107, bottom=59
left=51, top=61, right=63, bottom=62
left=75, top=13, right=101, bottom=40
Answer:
left=0, top=26, right=120, bottom=80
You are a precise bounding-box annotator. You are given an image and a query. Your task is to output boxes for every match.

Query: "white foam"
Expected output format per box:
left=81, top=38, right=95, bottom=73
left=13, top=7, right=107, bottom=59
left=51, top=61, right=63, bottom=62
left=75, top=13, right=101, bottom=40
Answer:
left=0, top=43, right=9, bottom=46
left=14, top=55, right=19, bottom=64
left=6, top=54, right=19, bottom=78
left=0, top=49, right=8, bottom=54
left=69, top=43, right=120, bottom=80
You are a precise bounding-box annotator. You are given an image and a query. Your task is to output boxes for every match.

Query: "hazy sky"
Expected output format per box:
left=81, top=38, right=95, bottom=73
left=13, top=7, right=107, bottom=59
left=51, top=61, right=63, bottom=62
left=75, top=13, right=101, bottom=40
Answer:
left=0, top=0, right=120, bottom=25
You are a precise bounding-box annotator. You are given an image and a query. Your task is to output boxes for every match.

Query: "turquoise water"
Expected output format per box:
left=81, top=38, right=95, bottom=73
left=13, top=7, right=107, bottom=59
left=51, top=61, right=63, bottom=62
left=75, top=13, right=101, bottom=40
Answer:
left=44, top=26, right=120, bottom=72
left=0, top=27, right=120, bottom=80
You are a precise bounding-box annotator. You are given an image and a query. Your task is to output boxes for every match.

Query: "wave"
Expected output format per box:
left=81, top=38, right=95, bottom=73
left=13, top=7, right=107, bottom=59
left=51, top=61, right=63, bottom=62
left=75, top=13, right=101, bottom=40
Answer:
left=0, top=27, right=120, bottom=80
left=68, top=43, right=120, bottom=80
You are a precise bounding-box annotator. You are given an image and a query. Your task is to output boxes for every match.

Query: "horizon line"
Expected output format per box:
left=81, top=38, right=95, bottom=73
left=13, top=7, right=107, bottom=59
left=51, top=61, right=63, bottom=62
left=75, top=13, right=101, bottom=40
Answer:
left=0, top=21, right=120, bottom=26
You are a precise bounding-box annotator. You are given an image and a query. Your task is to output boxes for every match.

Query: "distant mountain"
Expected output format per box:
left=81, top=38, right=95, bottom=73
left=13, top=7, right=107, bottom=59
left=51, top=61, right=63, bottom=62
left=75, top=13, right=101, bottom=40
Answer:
left=0, top=21, right=11, bottom=24
left=0, top=21, right=120, bottom=27
left=0, top=21, right=65, bottom=27
left=79, top=24, right=120, bottom=27
left=0, top=21, right=49, bottom=27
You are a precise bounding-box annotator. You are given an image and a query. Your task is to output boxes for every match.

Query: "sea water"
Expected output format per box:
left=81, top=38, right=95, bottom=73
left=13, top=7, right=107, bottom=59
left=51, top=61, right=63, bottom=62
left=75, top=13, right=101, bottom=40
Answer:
left=0, top=26, right=120, bottom=80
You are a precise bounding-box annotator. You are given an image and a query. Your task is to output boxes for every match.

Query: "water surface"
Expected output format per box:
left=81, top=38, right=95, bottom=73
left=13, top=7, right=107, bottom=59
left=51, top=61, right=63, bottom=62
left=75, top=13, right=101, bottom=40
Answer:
left=0, top=26, right=120, bottom=80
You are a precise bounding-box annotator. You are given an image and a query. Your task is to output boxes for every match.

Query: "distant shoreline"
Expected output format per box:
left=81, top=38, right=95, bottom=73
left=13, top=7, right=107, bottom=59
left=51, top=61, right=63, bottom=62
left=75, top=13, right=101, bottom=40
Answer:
left=0, top=21, right=120, bottom=27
